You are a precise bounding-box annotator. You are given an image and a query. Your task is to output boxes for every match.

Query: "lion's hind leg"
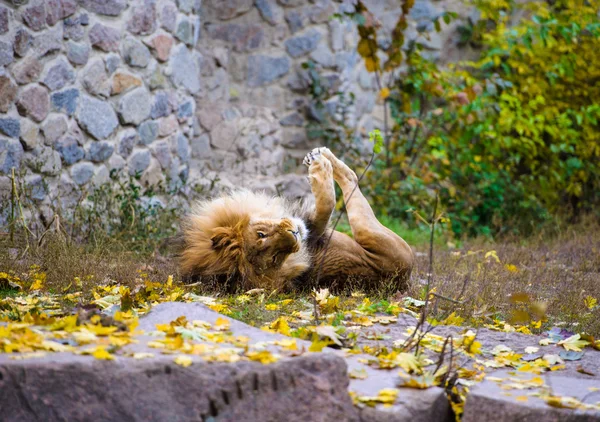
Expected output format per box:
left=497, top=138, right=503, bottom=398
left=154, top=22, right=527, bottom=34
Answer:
left=309, top=147, right=414, bottom=276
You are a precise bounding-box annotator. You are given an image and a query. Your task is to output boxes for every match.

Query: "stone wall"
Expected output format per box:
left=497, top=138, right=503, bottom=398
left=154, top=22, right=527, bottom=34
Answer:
left=0, top=0, right=464, bottom=222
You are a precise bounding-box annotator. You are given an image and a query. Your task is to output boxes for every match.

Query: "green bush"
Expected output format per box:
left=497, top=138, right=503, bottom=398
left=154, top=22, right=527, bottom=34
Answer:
left=319, top=0, right=600, bottom=238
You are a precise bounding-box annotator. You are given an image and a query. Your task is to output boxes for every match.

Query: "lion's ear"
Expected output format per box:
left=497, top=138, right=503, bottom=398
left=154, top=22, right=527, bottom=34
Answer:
left=211, top=227, right=237, bottom=250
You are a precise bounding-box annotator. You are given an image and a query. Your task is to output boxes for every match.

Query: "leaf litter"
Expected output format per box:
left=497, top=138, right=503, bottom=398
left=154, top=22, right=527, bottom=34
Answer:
left=1, top=272, right=599, bottom=418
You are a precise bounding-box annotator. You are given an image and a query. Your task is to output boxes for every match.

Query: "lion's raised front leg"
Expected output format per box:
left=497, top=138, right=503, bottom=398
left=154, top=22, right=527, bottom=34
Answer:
left=303, top=150, right=335, bottom=239
left=309, top=147, right=414, bottom=278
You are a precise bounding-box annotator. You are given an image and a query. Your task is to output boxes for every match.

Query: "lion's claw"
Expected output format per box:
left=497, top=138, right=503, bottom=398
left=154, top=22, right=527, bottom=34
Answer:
left=303, top=150, right=321, bottom=167
left=303, top=147, right=330, bottom=167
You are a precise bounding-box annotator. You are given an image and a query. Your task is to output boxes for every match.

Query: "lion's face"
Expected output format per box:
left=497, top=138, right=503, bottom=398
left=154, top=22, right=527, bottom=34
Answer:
left=210, top=217, right=307, bottom=275
left=243, top=218, right=306, bottom=272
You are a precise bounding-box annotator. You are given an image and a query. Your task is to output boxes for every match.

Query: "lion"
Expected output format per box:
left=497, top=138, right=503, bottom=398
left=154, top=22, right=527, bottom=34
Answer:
left=179, top=147, right=414, bottom=291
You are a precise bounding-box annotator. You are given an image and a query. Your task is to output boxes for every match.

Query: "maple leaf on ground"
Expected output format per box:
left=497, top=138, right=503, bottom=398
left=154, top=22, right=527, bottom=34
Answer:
left=492, top=344, right=512, bottom=355
left=543, top=354, right=564, bottom=365
left=315, top=325, right=343, bottom=346
left=559, top=350, right=584, bottom=361
left=314, top=288, right=330, bottom=304
left=442, top=311, right=464, bottom=326
left=521, top=353, right=542, bottom=362
left=580, top=334, right=600, bottom=351
left=394, top=352, right=421, bottom=373
left=246, top=350, right=278, bottom=364
left=558, top=334, right=590, bottom=352
left=584, top=296, right=598, bottom=310
left=541, top=395, right=586, bottom=410
left=352, top=388, right=399, bottom=407
left=349, top=368, right=369, bottom=379
left=266, top=317, right=291, bottom=336
left=273, top=338, right=297, bottom=351
left=91, top=347, right=114, bottom=360
left=73, top=330, right=98, bottom=345
left=174, top=355, right=192, bottom=367
left=309, top=337, right=330, bottom=352
left=397, top=371, right=436, bottom=389
left=214, top=317, right=231, bottom=331
left=546, top=327, right=574, bottom=342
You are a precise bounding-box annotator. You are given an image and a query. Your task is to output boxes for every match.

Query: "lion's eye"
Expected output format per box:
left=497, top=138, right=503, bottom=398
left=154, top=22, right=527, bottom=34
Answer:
left=257, top=232, right=267, bottom=239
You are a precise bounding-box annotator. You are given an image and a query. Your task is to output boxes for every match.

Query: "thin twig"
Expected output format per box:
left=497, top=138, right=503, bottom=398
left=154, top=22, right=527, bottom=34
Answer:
left=414, top=193, right=438, bottom=355
left=444, top=339, right=455, bottom=388
left=374, top=72, right=391, bottom=168
left=312, top=292, right=320, bottom=325
left=433, top=335, right=452, bottom=375
left=10, top=168, right=36, bottom=252
left=431, top=292, right=463, bottom=305
left=10, top=167, right=16, bottom=244
left=453, top=272, right=471, bottom=303
left=398, top=194, right=440, bottom=353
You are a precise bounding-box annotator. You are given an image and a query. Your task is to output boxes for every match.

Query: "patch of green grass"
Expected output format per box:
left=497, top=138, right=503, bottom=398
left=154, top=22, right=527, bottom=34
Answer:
left=0, top=287, right=19, bottom=299
left=219, top=294, right=309, bottom=327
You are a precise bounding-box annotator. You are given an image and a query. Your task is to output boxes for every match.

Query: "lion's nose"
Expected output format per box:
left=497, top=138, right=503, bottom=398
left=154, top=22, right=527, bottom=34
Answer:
left=288, top=229, right=299, bottom=239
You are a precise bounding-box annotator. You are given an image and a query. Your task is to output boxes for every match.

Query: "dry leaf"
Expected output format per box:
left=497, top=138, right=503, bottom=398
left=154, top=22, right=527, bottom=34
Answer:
left=174, top=355, right=193, bottom=367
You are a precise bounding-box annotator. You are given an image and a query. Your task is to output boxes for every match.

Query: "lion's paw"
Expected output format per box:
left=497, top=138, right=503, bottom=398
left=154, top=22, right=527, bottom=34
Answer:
left=306, top=147, right=357, bottom=185
left=302, top=147, right=332, bottom=167
left=302, top=149, right=320, bottom=167
left=304, top=149, right=333, bottom=187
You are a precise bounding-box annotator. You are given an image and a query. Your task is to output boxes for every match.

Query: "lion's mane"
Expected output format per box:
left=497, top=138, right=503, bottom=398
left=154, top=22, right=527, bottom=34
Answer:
left=180, top=190, right=312, bottom=289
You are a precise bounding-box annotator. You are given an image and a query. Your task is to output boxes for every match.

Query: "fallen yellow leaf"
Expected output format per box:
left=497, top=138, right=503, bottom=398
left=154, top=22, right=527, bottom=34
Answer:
left=214, top=317, right=231, bottom=331
left=92, top=347, right=114, bottom=361
left=558, top=334, right=589, bottom=352
left=246, top=350, right=278, bottom=364
left=174, top=355, right=193, bottom=367
left=133, top=352, right=154, bottom=359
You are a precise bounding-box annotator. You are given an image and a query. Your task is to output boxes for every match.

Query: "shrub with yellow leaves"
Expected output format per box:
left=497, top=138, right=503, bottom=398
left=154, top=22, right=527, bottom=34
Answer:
left=310, top=0, right=600, bottom=238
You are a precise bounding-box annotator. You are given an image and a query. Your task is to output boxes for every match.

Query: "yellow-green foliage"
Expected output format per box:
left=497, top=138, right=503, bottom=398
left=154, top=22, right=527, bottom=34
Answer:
left=330, top=0, right=600, bottom=237
left=471, top=0, right=600, bottom=208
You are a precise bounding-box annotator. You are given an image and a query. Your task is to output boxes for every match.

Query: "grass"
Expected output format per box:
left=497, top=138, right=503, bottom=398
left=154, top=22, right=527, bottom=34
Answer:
left=408, top=220, right=600, bottom=335
left=1, top=213, right=598, bottom=335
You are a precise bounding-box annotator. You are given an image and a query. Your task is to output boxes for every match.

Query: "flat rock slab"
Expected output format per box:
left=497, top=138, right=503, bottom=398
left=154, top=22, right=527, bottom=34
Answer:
left=358, top=313, right=600, bottom=381
left=463, top=370, right=600, bottom=421
left=357, top=313, right=600, bottom=420
left=0, top=302, right=449, bottom=422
